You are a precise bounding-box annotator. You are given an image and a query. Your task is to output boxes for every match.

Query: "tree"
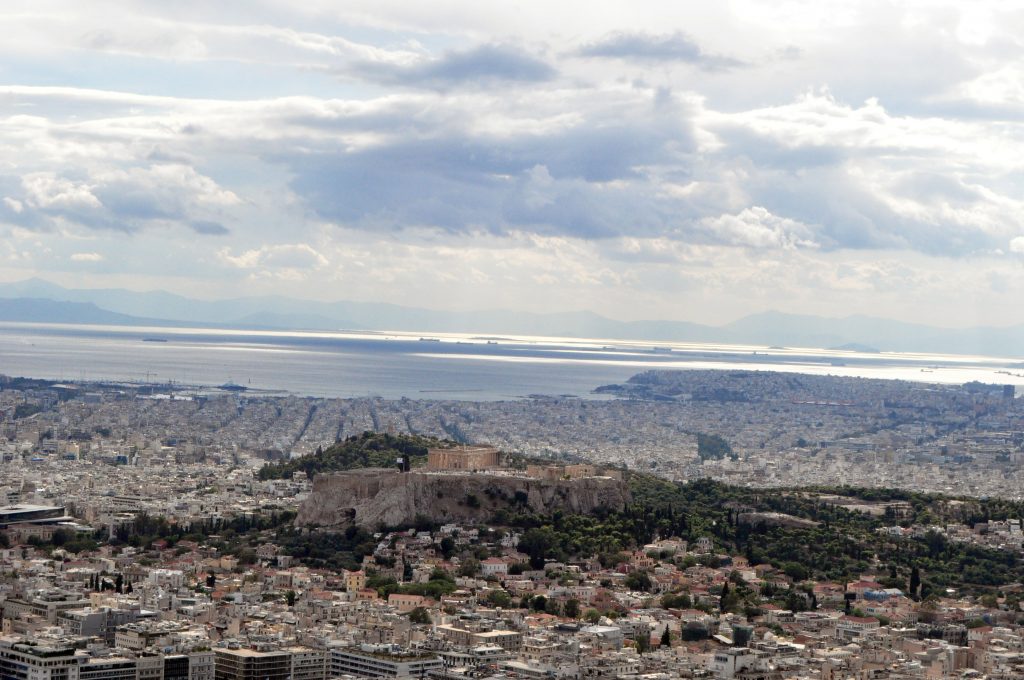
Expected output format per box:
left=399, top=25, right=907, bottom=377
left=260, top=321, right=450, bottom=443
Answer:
left=518, top=528, right=557, bottom=570
left=783, top=562, right=808, bottom=582
left=439, top=537, right=456, bottom=560
left=785, top=589, right=808, bottom=613
left=564, top=598, right=581, bottom=619
left=429, top=567, right=453, bottom=582
left=624, top=570, right=652, bottom=592
left=206, top=573, right=217, bottom=589
left=458, top=559, right=480, bottom=577
left=409, top=607, right=432, bottom=624
left=584, top=609, right=601, bottom=624
left=660, top=627, right=671, bottom=647
left=662, top=592, right=691, bottom=609
left=720, top=583, right=730, bottom=612
left=697, top=433, right=735, bottom=461
left=909, top=566, right=921, bottom=600
left=531, top=595, right=548, bottom=612
left=635, top=634, right=650, bottom=654
left=486, top=590, right=512, bottom=608
left=286, top=590, right=296, bottom=607
left=115, top=573, right=124, bottom=594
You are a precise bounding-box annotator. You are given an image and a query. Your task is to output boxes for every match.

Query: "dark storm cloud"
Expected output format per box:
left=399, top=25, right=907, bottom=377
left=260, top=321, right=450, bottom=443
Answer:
left=578, top=31, right=745, bottom=70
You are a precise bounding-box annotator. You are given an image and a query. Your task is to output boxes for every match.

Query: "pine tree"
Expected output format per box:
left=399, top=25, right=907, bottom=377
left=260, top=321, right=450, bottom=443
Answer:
left=660, top=627, right=671, bottom=647
left=909, top=566, right=921, bottom=600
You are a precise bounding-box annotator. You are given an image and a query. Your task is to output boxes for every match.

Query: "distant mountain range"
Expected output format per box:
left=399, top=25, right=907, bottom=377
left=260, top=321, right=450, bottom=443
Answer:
left=0, top=277, right=1023, bottom=357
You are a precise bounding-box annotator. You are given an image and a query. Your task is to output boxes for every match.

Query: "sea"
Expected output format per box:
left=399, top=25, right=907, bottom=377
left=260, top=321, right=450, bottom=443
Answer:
left=1, top=321, right=1023, bottom=401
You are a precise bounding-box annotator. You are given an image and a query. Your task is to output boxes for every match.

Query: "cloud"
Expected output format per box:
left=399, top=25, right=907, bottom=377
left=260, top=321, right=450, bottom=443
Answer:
left=190, top=220, right=230, bottom=235
left=700, top=207, right=818, bottom=250
left=219, top=243, right=328, bottom=270
left=69, top=252, right=104, bottom=262
left=578, top=31, right=744, bottom=70
left=5, top=162, right=240, bottom=235
left=6, top=3, right=1024, bottom=327
left=22, top=174, right=102, bottom=210
left=282, top=87, right=700, bottom=239
left=702, top=92, right=1024, bottom=256
left=360, top=44, right=556, bottom=88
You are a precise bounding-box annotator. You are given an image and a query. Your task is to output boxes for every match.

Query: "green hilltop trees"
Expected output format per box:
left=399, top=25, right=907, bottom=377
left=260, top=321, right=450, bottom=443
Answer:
left=258, top=432, right=455, bottom=480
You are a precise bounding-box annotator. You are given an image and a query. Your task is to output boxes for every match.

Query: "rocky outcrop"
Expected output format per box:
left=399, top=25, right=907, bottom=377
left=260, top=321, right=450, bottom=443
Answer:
left=296, top=468, right=631, bottom=528
left=737, top=511, right=820, bottom=529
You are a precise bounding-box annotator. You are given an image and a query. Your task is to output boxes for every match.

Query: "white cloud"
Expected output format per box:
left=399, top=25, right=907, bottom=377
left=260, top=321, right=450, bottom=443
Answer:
left=21, top=173, right=101, bottom=210
left=69, top=252, right=103, bottom=262
left=219, top=243, right=328, bottom=271
left=700, top=207, right=818, bottom=250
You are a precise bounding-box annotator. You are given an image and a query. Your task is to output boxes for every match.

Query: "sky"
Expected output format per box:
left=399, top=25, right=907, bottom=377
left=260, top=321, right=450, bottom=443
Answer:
left=2, top=1, right=1024, bottom=327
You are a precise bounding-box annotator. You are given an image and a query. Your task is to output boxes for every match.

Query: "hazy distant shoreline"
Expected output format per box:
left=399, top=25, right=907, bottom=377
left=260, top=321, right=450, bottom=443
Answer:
left=1, top=321, right=1022, bottom=401
left=5, top=279, right=1024, bottom=359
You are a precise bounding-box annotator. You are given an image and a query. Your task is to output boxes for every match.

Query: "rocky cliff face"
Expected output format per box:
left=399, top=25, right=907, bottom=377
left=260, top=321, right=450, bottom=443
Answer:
left=296, top=469, right=631, bottom=528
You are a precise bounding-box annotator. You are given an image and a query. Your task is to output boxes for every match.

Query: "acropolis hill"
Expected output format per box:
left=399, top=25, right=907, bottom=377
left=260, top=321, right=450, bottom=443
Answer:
left=296, top=446, right=631, bottom=528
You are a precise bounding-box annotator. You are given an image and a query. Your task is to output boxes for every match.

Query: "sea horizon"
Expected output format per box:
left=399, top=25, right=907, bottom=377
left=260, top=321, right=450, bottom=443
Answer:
left=1, top=321, right=1022, bottom=401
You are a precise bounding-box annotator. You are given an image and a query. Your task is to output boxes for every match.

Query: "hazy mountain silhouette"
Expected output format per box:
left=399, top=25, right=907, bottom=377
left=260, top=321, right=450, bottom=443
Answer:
left=2, top=278, right=1024, bottom=357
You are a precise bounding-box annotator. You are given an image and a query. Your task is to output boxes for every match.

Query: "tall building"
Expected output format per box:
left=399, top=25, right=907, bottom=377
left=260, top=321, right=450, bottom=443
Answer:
left=163, top=652, right=214, bottom=680
left=215, top=648, right=289, bottom=680
left=78, top=657, right=138, bottom=680
left=214, top=647, right=325, bottom=680
left=0, top=637, right=85, bottom=680
left=0, top=636, right=214, bottom=680
left=330, top=645, right=443, bottom=678
left=2, top=590, right=89, bottom=623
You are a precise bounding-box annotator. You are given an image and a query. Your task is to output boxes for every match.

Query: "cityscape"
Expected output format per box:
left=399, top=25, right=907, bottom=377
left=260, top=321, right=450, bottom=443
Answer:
left=0, top=369, right=1023, bottom=678
left=5, top=0, right=1024, bottom=679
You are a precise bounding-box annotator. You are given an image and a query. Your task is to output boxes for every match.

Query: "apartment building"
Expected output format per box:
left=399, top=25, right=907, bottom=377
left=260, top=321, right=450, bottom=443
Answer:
left=330, top=645, right=443, bottom=678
